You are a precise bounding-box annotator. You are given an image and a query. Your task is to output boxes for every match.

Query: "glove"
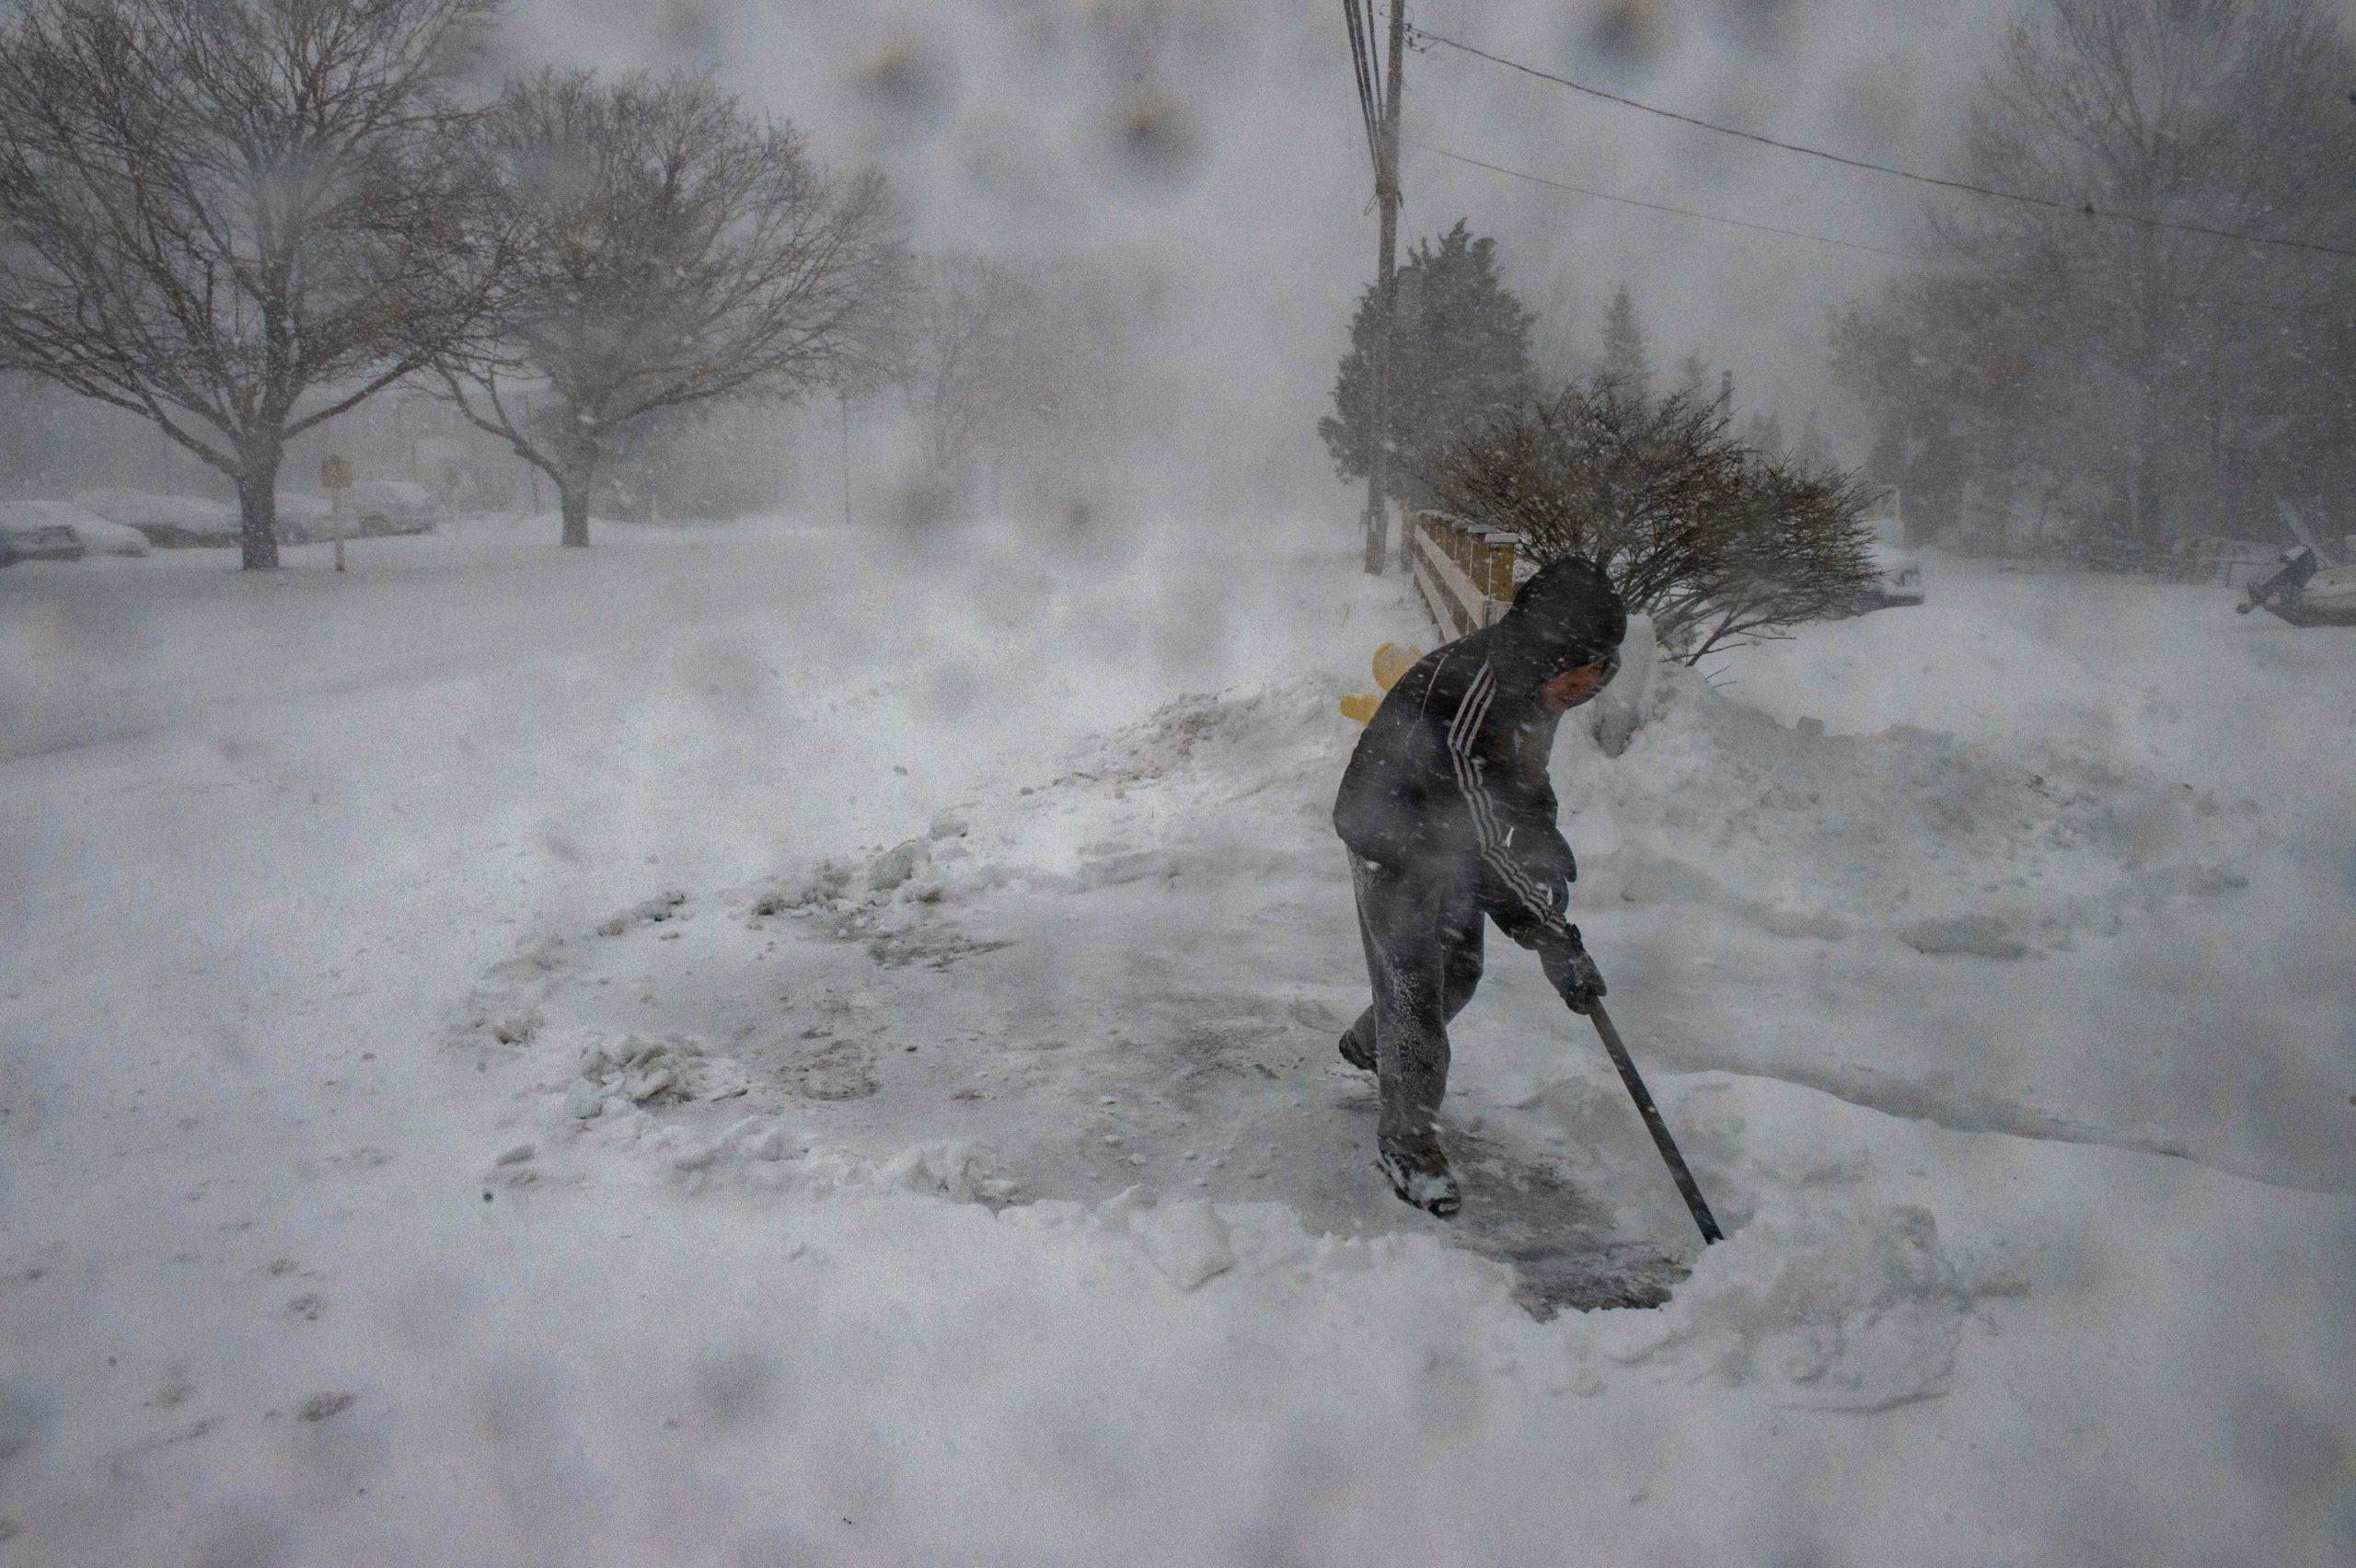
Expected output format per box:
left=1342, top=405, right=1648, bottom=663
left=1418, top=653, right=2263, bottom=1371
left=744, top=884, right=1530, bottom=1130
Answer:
left=1542, top=938, right=1606, bottom=1015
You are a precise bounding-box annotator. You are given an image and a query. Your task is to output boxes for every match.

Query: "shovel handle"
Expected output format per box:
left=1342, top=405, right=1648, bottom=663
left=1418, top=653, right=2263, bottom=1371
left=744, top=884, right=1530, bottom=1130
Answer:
left=1588, top=1000, right=1724, bottom=1244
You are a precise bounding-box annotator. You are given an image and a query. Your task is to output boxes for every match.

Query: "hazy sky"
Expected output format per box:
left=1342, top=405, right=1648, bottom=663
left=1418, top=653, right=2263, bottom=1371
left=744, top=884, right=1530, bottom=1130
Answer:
left=501, top=1, right=2020, bottom=498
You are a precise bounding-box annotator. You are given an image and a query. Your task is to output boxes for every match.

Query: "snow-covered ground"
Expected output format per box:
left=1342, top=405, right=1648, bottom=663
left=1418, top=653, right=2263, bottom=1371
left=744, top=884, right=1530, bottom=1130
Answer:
left=2, top=517, right=2350, bottom=1564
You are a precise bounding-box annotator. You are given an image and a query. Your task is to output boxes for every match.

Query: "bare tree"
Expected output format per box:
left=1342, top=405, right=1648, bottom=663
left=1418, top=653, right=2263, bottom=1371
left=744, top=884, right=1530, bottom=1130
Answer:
left=1426, top=382, right=1878, bottom=663
left=1836, top=0, right=2356, bottom=547
left=898, top=253, right=1061, bottom=507
left=0, top=0, right=501, bottom=569
left=437, top=70, right=907, bottom=548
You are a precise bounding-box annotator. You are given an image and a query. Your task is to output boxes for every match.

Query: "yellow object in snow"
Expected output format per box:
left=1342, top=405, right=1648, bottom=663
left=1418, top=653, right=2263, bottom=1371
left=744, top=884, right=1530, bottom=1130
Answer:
left=1340, top=641, right=1425, bottom=725
left=1371, top=641, right=1420, bottom=691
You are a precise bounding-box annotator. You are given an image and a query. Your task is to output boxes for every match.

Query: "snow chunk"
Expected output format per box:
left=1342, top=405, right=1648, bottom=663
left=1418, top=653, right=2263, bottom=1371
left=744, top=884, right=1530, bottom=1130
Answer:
left=1899, top=915, right=2030, bottom=960
left=1589, top=612, right=1657, bottom=757
left=875, top=1140, right=1017, bottom=1203
left=572, top=1033, right=749, bottom=1108
left=1599, top=1200, right=2021, bottom=1412
left=1131, top=1198, right=1237, bottom=1291
left=595, top=890, right=687, bottom=937
left=867, top=837, right=930, bottom=894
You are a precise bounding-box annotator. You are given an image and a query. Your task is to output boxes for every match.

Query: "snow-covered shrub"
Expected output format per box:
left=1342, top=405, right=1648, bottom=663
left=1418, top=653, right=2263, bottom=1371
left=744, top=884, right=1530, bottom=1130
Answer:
left=1426, top=381, right=1880, bottom=662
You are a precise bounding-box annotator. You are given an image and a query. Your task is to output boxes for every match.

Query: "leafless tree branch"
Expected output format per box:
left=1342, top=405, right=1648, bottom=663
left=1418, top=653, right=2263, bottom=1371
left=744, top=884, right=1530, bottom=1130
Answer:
left=434, top=68, right=911, bottom=547
left=0, top=0, right=504, bottom=567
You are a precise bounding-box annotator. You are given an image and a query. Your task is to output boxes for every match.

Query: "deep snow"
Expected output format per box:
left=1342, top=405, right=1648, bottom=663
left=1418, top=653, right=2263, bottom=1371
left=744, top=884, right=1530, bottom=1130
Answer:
left=1, top=515, right=2350, bottom=1564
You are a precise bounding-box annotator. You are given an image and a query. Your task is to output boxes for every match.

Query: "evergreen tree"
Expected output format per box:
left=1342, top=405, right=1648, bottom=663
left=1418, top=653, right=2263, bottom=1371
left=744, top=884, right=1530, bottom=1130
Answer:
left=1599, top=282, right=1650, bottom=401
left=1792, top=409, right=1835, bottom=473
left=1319, top=220, right=1536, bottom=509
left=1865, top=424, right=1907, bottom=489
left=1675, top=352, right=1708, bottom=402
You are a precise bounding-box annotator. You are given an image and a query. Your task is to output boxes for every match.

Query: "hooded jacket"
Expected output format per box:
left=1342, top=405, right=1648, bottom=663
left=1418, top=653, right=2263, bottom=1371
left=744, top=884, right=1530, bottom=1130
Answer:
left=1333, top=557, right=1626, bottom=951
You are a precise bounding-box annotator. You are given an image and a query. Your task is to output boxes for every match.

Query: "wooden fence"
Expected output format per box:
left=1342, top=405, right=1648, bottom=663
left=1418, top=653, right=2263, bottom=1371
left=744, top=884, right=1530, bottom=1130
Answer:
left=1405, top=510, right=1519, bottom=639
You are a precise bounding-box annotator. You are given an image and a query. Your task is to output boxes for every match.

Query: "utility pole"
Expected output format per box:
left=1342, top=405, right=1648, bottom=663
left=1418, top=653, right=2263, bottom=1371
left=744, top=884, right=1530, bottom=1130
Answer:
left=1365, top=0, right=1404, bottom=575
left=839, top=391, right=852, bottom=528
left=1343, top=0, right=1406, bottom=575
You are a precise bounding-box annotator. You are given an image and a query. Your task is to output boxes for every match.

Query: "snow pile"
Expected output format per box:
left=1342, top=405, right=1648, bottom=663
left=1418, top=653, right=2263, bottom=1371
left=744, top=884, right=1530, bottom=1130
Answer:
left=754, top=816, right=1020, bottom=968
left=782, top=653, right=2267, bottom=981
left=1595, top=1196, right=2024, bottom=1411
left=914, top=655, right=2262, bottom=975
left=1075, top=680, right=1336, bottom=801
left=752, top=677, right=1340, bottom=951
left=1570, top=660, right=2264, bottom=954
left=560, top=1032, right=753, bottom=1118
left=763, top=812, right=978, bottom=916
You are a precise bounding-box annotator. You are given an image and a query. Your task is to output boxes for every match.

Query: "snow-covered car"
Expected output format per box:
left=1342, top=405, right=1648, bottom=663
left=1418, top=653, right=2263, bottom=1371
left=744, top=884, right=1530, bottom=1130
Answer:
left=0, top=499, right=150, bottom=565
left=274, top=482, right=439, bottom=544
left=0, top=513, right=81, bottom=564
left=270, top=492, right=338, bottom=545
left=345, top=479, right=440, bottom=536
left=74, top=488, right=240, bottom=548
left=2237, top=545, right=2356, bottom=628
left=1860, top=538, right=1925, bottom=609
left=1842, top=492, right=1924, bottom=613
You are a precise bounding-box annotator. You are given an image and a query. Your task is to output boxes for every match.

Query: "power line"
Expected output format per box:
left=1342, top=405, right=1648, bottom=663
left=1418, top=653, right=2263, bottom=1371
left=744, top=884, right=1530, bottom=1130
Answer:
left=1412, top=25, right=2356, bottom=262
left=1411, top=139, right=1923, bottom=262
left=1403, top=132, right=2338, bottom=314
left=1339, top=0, right=1381, bottom=170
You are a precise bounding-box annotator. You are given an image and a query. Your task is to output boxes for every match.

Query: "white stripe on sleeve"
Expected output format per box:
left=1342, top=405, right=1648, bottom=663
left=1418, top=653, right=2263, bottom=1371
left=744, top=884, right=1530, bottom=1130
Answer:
left=1445, top=662, right=1572, bottom=939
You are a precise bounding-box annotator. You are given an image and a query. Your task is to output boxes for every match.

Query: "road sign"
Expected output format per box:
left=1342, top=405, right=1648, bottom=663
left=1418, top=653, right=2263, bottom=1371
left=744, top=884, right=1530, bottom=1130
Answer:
left=321, top=454, right=352, bottom=492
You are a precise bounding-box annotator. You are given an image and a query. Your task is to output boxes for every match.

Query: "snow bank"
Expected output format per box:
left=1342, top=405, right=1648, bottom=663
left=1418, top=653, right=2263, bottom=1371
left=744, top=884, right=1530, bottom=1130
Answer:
left=1571, top=660, right=2262, bottom=956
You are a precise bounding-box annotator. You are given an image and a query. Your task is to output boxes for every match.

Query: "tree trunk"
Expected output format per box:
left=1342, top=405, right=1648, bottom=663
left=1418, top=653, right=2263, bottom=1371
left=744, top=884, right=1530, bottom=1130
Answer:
left=237, top=449, right=282, bottom=571
left=559, top=476, right=590, bottom=548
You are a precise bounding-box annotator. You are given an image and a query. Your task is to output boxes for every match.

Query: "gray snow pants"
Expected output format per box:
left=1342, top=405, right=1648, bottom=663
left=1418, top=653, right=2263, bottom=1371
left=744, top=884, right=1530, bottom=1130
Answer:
left=1343, top=852, right=1486, bottom=1155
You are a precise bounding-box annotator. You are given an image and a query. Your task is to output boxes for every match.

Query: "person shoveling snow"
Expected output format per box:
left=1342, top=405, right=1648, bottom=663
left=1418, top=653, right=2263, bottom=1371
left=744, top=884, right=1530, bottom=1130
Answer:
left=1334, top=556, right=1627, bottom=1216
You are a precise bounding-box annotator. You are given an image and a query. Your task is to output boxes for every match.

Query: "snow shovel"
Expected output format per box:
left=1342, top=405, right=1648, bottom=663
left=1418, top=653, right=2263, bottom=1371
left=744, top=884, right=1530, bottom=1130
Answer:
left=1585, top=1000, right=1724, bottom=1244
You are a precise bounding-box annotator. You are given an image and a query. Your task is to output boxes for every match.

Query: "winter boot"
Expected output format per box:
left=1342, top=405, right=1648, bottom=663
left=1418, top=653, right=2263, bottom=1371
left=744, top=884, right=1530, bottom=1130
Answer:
left=1377, top=1140, right=1461, bottom=1217
left=1338, top=1023, right=1375, bottom=1072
